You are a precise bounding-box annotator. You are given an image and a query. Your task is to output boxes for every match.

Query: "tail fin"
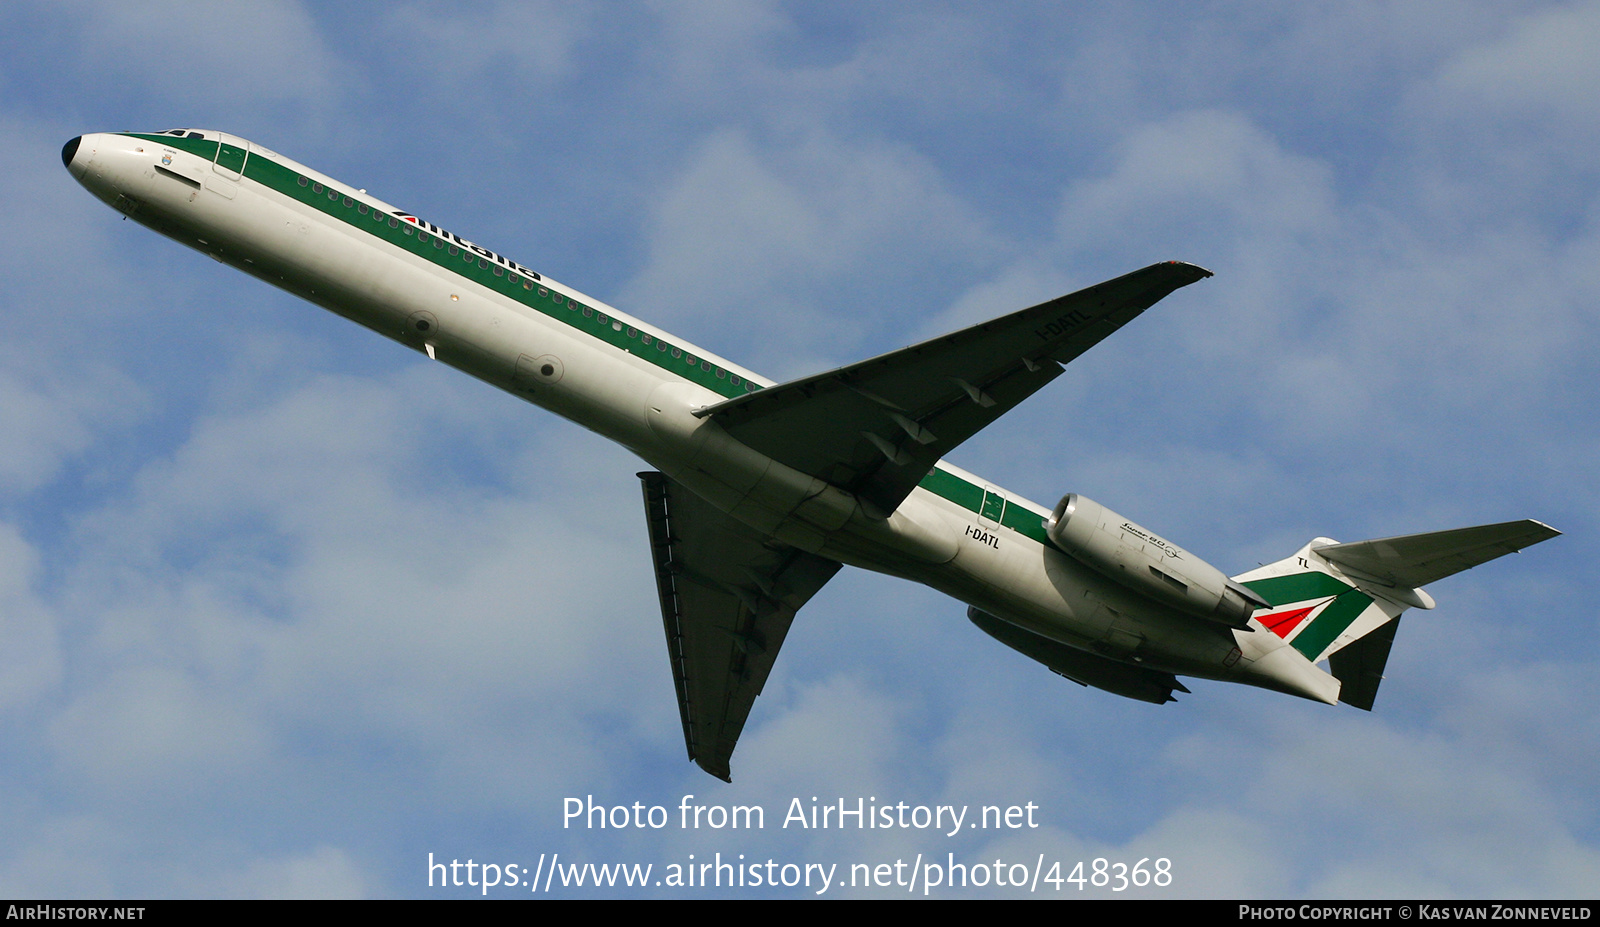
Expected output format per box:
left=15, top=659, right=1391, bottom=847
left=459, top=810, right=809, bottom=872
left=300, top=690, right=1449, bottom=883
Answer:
left=1232, top=519, right=1559, bottom=710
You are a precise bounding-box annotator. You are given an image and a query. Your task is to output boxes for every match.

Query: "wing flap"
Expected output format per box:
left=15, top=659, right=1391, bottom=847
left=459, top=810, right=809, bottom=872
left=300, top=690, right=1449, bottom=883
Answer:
left=640, top=472, right=842, bottom=781
left=700, top=262, right=1212, bottom=514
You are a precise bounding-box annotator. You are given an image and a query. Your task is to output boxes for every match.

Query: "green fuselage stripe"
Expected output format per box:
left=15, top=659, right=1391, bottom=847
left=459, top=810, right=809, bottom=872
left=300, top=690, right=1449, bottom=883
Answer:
left=917, top=467, right=982, bottom=512
left=130, top=133, right=1041, bottom=548
left=1000, top=498, right=1051, bottom=544
left=130, top=132, right=759, bottom=402
left=912, top=466, right=1051, bottom=543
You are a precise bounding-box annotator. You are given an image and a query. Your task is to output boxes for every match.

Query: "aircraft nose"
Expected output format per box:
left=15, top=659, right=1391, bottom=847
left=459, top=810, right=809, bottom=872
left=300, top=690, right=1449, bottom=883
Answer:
left=62, top=136, right=82, bottom=170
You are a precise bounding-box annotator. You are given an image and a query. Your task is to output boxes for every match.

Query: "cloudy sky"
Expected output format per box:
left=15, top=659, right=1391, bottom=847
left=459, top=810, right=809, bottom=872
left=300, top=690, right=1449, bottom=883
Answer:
left=2, top=1, right=1596, bottom=899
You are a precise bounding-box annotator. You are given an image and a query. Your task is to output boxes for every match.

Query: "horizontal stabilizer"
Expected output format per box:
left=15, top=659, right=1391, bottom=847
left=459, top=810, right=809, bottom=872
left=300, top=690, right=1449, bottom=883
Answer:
left=1314, top=519, right=1560, bottom=590
left=1239, top=517, right=1559, bottom=710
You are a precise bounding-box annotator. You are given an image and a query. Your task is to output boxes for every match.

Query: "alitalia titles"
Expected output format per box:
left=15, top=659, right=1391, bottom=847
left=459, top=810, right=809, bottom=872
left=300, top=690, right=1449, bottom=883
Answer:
left=391, top=211, right=543, bottom=283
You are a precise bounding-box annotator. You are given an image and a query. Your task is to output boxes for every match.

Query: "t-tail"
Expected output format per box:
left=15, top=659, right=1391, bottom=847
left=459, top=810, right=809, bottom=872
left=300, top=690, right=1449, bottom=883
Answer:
left=1233, top=519, right=1560, bottom=709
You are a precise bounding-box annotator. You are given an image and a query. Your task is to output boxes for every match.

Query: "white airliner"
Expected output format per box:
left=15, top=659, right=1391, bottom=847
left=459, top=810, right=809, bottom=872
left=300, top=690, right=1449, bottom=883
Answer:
left=64, top=130, right=1559, bottom=781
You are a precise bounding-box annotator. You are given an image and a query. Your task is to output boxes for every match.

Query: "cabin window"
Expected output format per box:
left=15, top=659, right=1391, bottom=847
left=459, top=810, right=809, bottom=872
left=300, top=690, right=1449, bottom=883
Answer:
left=478, top=258, right=489, bottom=269
left=538, top=287, right=548, bottom=297
left=358, top=203, right=368, bottom=214
left=627, top=327, right=637, bottom=338
left=342, top=196, right=353, bottom=207
left=493, top=266, right=503, bottom=275
left=716, top=368, right=725, bottom=378
left=657, top=341, right=667, bottom=352
left=328, top=190, right=338, bottom=201
left=388, top=217, right=399, bottom=228
left=686, top=355, right=696, bottom=365
left=404, top=226, right=413, bottom=235
left=312, top=183, right=323, bottom=193
left=613, top=320, right=623, bottom=332
left=418, top=232, right=428, bottom=243
left=641, top=333, right=652, bottom=345
left=598, top=313, right=609, bottom=324
left=671, top=348, right=681, bottom=358
left=434, top=239, right=444, bottom=249
left=297, top=176, right=308, bottom=187
left=448, top=245, right=458, bottom=255
left=730, top=375, right=741, bottom=386
left=702, top=361, right=712, bottom=372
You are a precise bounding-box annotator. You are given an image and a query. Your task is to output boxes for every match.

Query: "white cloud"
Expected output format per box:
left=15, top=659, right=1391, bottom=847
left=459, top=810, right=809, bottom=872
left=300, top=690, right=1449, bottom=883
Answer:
left=378, top=2, right=588, bottom=87
left=0, top=817, right=121, bottom=897
left=60, top=0, right=342, bottom=112
left=48, top=667, right=271, bottom=790
left=1399, top=2, right=1600, bottom=226
left=0, top=522, right=60, bottom=711
left=208, top=845, right=369, bottom=899
left=734, top=675, right=908, bottom=796
left=1054, top=109, right=1340, bottom=275
left=621, top=127, right=1000, bottom=377
left=1430, top=0, right=1600, bottom=143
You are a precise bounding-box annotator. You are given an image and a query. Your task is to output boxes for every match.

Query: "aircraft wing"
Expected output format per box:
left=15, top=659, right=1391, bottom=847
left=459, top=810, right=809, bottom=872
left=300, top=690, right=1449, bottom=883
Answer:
left=696, top=261, right=1212, bottom=515
left=1313, top=519, right=1561, bottom=590
left=639, top=471, right=843, bottom=781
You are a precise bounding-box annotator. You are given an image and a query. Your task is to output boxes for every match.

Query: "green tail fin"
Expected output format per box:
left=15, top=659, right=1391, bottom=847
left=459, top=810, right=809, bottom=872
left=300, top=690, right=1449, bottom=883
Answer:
left=1232, top=520, right=1558, bottom=710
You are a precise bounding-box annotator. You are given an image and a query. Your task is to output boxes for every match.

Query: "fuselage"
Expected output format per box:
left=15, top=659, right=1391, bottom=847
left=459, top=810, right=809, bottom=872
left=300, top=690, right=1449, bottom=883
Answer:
left=63, top=129, right=1338, bottom=704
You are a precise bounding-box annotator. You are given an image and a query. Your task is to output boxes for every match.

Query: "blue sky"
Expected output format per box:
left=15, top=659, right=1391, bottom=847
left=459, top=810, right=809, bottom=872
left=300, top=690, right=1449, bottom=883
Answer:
left=1, top=1, right=1596, bottom=898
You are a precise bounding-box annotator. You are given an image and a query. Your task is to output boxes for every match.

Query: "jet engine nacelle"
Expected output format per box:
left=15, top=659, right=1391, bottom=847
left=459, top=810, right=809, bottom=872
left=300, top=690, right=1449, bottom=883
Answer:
left=1047, top=493, right=1268, bottom=628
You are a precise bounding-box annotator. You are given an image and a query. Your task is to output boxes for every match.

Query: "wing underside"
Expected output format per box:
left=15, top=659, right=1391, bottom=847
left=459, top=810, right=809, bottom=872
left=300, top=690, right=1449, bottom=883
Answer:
left=698, top=261, right=1212, bottom=515
left=639, top=472, right=842, bottom=781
